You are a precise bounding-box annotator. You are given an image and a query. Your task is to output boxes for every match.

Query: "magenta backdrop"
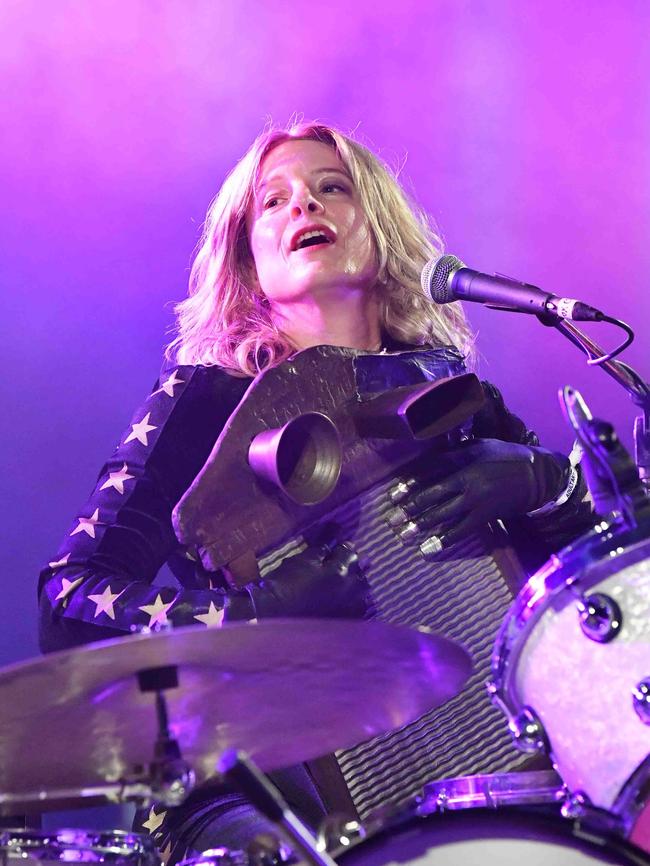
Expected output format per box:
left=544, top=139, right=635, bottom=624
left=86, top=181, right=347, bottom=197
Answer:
left=2, top=0, right=649, bottom=666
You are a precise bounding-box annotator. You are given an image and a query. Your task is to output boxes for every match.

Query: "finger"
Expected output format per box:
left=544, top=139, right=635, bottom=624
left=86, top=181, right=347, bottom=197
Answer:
left=414, top=495, right=467, bottom=532
left=386, top=457, right=468, bottom=505
left=394, top=510, right=457, bottom=545
left=434, top=513, right=485, bottom=550
left=404, top=475, right=466, bottom=516
left=416, top=511, right=489, bottom=556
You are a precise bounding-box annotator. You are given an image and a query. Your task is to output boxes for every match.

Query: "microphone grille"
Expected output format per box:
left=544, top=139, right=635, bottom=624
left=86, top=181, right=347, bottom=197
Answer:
left=421, top=254, right=466, bottom=303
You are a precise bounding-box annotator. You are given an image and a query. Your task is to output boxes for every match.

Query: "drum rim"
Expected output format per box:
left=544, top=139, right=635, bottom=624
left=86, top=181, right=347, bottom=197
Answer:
left=0, top=827, right=155, bottom=855
left=418, top=769, right=566, bottom=814
left=336, top=803, right=650, bottom=865
left=613, top=753, right=650, bottom=835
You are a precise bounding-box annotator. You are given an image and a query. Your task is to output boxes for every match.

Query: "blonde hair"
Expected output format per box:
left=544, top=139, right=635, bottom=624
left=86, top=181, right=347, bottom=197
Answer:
left=166, top=121, right=474, bottom=376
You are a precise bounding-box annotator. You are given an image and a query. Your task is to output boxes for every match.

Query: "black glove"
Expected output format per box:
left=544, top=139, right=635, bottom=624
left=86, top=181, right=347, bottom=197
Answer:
left=247, top=543, right=369, bottom=619
left=388, top=438, right=571, bottom=549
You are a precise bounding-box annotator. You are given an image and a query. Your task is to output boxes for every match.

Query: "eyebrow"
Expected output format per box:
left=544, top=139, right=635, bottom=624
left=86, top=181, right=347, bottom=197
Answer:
left=256, top=166, right=352, bottom=193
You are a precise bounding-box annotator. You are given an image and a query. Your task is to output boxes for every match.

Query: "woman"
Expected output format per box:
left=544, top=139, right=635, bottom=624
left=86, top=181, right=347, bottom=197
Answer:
left=38, top=121, right=590, bottom=860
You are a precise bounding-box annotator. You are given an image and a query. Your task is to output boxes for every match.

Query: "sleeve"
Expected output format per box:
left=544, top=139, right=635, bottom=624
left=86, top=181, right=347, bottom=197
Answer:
left=470, top=380, right=594, bottom=560
left=38, top=364, right=256, bottom=653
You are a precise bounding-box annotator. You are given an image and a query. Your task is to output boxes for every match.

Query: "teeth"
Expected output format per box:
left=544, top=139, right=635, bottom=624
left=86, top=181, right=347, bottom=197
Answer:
left=295, top=230, right=331, bottom=249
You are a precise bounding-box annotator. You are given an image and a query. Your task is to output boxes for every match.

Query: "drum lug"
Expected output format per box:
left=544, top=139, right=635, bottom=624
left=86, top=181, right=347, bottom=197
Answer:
left=560, top=790, right=627, bottom=837
left=632, top=678, right=650, bottom=724
left=561, top=789, right=592, bottom=819
left=576, top=592, right=622, bottom=643
left=508, top=706, right=549, bottom=754
left=316, top=816, right=366, bottom=854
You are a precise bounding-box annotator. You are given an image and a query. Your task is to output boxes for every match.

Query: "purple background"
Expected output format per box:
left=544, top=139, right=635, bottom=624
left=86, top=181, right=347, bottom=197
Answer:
left=2, top=0, right=649, bottom=667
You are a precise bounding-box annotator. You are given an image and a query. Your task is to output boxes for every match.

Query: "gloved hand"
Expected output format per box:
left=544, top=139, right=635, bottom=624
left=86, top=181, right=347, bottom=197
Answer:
left=387, top=438, right=571, bottom=550
left=248, top=542, right=369, bottom=619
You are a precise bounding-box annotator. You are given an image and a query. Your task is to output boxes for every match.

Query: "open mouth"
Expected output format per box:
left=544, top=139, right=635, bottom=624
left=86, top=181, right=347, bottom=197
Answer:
left=291, top=226, right=336, bottom=251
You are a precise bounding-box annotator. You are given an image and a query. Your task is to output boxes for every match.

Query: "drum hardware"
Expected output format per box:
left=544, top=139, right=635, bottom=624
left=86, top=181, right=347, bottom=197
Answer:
left=633, top=681, right=650, bottom=725
left=560, top=384, right=649, bottom=523
left=218, top=750, right=337, bottom=866
left=316, top=816, right=366, bottom=855
left=490, top=518, right=650, bottom=828
left=417, top=770, right=565, bottom=813
left=0, top=828, right=160, bottom=866
left=485, top=686, right=549, bottom=756
left=333, top=801, right=650, bottom=866
left=576, top=592, right=623, bottom=643
left=558, top=790, right=631, bottom=848
left=136, top=666, right=195, bottom=807
left=490, top=389, right=650, bottom=842
left=0, top=619, right=470, bottom=814
left=612, top=754, right=650, bottom=847
left=490, top=388, right=650, bottom=850
left=177, top=848, right=248, bottom=866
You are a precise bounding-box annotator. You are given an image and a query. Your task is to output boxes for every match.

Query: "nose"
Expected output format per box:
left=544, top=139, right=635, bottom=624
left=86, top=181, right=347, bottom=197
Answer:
left=290, top=187, right=324, bottom=219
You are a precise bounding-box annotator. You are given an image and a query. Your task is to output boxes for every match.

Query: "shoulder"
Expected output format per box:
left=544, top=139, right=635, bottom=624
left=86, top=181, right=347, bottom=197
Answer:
left=113, top=362, right=253, bottom=495
left=150, top=362, right=252, bottom=419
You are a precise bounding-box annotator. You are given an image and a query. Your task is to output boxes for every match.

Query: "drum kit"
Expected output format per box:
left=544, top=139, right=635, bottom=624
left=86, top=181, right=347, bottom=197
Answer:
left=2, top=376, right=650, bottom=866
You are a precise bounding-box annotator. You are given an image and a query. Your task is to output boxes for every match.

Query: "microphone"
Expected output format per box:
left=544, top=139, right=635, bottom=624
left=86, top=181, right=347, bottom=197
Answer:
left=421, top=254, right=605, bottom=322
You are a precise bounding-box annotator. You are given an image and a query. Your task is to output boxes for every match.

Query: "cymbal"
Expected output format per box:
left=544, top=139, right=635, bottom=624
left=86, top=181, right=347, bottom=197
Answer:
left=0, top=619, right=470, bottom=812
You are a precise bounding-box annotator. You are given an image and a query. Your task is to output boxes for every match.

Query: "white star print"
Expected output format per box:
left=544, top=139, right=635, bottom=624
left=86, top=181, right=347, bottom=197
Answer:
left=71, top=509, right=100, bottom=538
left=87, top=585, right=123, bottom=620
left=100, top=463, right=134, bottom=495
left=142, top=805, right=167, bottom=834
left=49, top=553, right=71, bottom=570
left=138, top=593, right=174, bottom=628
left=125, top=412, right=157, bottom=446
left=193, top=602, right=224, bottom=628
left=55, top=576, right=84, bottom=602
left=153, top=370, right=184, bottom=398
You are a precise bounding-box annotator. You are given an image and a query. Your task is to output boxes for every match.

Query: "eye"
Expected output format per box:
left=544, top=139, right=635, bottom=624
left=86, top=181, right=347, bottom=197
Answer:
left=321, top=181, right=348, bottom=194
left=263, top=196, right=280, bottom=210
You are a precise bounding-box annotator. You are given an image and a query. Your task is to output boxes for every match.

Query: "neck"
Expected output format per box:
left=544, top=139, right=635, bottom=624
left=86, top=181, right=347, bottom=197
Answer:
left=270, top=289, right=382, bottom=352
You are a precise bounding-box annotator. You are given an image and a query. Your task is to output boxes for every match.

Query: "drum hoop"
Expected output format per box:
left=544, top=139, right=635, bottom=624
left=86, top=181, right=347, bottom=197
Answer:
left=613, top=752, right=650, bottom=833
left=0, top=828, right=155, bottom=855
left=418, top=769, right=565, bottom=814
left=337, top=803, right=650, bottom=865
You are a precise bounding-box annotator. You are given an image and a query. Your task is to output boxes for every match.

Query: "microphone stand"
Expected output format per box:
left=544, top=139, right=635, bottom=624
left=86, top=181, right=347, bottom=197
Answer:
left=540, top=316, right=650, bottom=494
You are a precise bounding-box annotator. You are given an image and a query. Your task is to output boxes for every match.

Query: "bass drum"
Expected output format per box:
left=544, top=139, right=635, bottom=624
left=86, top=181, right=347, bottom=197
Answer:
left=338, top=807, right=650, bottom=866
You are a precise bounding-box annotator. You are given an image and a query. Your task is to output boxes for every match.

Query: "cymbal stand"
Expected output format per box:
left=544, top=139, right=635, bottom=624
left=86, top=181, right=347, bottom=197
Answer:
left=137, top=665, right=196, bottom=806
left=543, top=316, right=650, bottom=495
left=218, top=750, right=339, bottom=866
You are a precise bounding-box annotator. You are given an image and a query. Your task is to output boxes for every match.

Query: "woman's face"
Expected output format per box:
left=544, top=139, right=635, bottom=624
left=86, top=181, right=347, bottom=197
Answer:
left=246, top=139, right=378, bottom=306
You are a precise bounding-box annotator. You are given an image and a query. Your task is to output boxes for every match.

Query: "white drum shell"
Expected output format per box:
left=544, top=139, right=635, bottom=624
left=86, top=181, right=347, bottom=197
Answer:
left=515, top=555, right=650, bottom=809
left=492, top=521, right=650, bottom=816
